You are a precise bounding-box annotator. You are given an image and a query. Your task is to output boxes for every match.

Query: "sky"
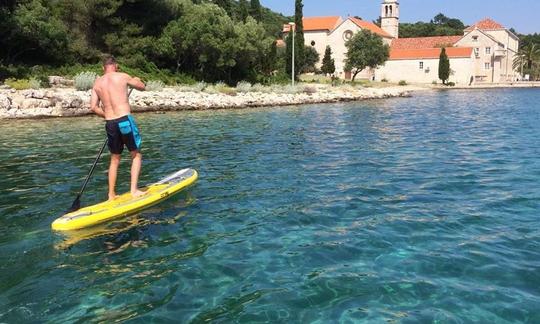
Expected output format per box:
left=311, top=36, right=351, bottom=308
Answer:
left=260, top=0, right=540, bottom=34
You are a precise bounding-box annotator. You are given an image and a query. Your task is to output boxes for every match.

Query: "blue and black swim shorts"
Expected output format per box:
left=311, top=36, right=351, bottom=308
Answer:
left=105, top=114, right=142, bottom=154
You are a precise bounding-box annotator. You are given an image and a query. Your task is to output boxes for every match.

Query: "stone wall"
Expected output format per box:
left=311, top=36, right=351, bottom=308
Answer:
left=0, top=86, right=418, bottom=119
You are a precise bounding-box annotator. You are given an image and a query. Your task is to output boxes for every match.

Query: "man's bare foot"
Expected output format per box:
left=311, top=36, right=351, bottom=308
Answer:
left=131, top=189, right=146, bottom=198
left=108, top=193, right=117, bottom=201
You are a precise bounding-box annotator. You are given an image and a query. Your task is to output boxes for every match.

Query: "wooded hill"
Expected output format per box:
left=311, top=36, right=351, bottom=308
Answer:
left=0, top=0, right=290, bottom=84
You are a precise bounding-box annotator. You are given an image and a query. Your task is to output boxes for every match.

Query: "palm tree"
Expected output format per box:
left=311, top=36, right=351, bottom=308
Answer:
left=513, top=43, right=540, bottom=79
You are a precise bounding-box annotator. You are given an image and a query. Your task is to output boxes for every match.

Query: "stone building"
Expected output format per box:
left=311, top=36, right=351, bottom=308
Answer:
left=283, top=0, right=520, bottom=84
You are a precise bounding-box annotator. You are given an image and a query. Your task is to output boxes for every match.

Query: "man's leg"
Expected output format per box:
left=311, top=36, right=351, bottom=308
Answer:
left=108, top=154, right=121, bottom=200
left=130, top=150, right=145, bottom=197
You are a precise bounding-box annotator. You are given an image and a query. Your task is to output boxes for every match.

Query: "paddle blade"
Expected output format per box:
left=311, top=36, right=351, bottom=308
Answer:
left=67, top=196, right=81, bottom=213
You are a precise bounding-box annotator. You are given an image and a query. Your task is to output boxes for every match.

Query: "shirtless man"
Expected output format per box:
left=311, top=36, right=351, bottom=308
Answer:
left=90, top=56, right=146, bottom=200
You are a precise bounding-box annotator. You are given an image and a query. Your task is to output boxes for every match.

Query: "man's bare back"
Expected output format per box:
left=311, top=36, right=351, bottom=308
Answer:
left=91, top=72, right=145, bottom=120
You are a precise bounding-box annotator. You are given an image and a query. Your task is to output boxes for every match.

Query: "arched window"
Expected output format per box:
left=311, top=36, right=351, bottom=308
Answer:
left=389, top=5, right=393, bottom=17
left=385, top=5, right=389, bottom=17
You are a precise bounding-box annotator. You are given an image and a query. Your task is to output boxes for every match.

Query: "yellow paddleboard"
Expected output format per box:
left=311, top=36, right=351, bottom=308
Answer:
left=52, top=168, right=198, bottom=231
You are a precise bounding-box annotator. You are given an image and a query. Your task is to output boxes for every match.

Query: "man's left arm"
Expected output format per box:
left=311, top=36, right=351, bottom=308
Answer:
left=90, top=88, right=105, bottom=118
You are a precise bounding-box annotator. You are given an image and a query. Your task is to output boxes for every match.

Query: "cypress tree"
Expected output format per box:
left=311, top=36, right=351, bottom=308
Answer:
left=438, top=47, right=450, bottom=84
left=321, top=45, right=336, bottom=75
left=286, top=0, right=305, bottom=79
left=263, top=40, right=277, bottom=75
left=250, top=0, right=262, bottom=21
left=238, top=0, right=249, bottom=21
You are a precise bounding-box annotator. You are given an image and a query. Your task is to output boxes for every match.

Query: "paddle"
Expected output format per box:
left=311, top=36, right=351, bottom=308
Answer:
left=67, top=88, right=134, bottom=213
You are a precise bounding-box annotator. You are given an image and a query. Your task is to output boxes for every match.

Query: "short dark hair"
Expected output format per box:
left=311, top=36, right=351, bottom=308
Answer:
left=103, top=56, right=117, bottom=66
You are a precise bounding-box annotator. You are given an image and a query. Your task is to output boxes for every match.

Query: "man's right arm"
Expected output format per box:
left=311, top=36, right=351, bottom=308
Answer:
left=126, top=75, right=146, bottom=91
left=90, top=88, right=105, bottom=118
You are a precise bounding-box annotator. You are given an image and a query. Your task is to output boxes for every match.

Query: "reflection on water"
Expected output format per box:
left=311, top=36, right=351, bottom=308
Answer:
left=1, top=89, right=540, bottom=322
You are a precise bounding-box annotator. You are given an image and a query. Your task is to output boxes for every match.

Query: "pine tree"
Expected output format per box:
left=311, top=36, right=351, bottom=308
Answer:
left=438, top=47, right=450, bottom=84
left=250, top=0, right=262, bottom=21
left=321, top=46, right=335, bottom=75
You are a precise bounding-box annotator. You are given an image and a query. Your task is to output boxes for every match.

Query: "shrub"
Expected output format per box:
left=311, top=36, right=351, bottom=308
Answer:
left=381, top=78, right=388, bottom=83
left=282, top=85, right=300, bottom=94
left=5, top=78, right=31, bottom=90
left=74, top=71, right=97, bottom=91
left=261, top=71, right=290, bottom=85
left=432, top=80, right=438, bottom=85
left=303, top=85, right=317, bottom=94
left=236, top=81, right=252, bottom=93
left=220, top=87, right=237, bottom=96
left=146, top=80, right=165, bottom=91
left=447, top=81, right=456, bottom=86
left=215, top=82, right=236, bottom=95
left=204, top=85, right=218, bottom=94
left=251, top=83, right=269, bottom=93
left=192, top=82, right=207, bottom=92
left=331, top=76, right=342, bottom=87
left=29, top=77, right=42, bottom=89
left=398, top=80, right=408, bottom=86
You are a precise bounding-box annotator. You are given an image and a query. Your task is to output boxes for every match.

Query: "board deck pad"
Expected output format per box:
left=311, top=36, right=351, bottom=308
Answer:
left=52, top=168, right=198, bottom=231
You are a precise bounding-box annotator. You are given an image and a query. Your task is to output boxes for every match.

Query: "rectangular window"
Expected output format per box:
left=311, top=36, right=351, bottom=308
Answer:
left=419, top=62, right=424, bottom=69
left=485, top=62, right=491, bottom=70
left=472, top=36, right=479, bottom=42
left=486, top=47, right=491, bottom=54
left=474, top=48, right=480, bottom=57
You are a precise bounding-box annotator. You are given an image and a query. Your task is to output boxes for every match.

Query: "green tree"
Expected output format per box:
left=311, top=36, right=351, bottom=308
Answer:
left=4, top=0, right=70, bottom=64
left=250, top=0, right=262, bottom=21
left=261, top=40, right=278, bottom=75
left=321, top=45, right=335, bottom=75
left=344, top=30, right=389, bottom=81
left=302, top=46, right=319, bottom=73
left=433, top=13, right=449, bottom=25
left=213, top=0, right=232, bottom=15
left=157, top=5, right=271, bottom=83
left=400, top=13, right=465, bottom=38
left=438, top=47, right=450, bottom=84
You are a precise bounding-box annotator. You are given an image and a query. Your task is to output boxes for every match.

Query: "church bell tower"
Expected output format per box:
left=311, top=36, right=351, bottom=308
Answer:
left=381, top=0, right=399, bottom=39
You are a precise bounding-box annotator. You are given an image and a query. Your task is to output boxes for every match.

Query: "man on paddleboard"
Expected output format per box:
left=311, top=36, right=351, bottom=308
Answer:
left=90, top=56, right=146, bottom=200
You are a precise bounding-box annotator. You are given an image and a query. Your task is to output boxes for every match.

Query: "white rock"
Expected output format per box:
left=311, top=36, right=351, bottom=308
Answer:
left=21, top=98, right=51, bottom=109
left=0, top=94, right=11, bottom=109
left=61, top=96, right=83, bottom=108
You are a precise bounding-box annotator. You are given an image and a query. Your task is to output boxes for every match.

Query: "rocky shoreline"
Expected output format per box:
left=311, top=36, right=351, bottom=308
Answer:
left=0, top=85, right=424, bottom=119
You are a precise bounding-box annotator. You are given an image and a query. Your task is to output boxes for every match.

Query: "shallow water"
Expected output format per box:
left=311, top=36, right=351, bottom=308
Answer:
left=0, top=89, right=539, bottom=322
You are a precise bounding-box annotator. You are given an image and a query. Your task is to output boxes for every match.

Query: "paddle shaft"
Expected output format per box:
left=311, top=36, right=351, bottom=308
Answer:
left=75, top=138, right=108, bottom=198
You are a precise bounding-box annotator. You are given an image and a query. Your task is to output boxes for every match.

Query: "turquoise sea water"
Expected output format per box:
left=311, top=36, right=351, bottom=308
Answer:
left=1, top=89, right=539, bottom=323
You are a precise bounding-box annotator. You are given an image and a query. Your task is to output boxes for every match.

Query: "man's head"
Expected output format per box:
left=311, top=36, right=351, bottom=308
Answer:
left=103, top=56, right=118, bottom=73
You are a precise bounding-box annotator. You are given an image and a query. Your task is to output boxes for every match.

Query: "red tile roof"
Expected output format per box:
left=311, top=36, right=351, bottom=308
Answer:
left=349, top=17, right=392, bottom=38
left=391, top=36, right=463, bottom=50
left=465, top=18, right=505, bottom=31
left=389, top=47, right=473, bottom=60
left=303, top=16, right=342, bottom=32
